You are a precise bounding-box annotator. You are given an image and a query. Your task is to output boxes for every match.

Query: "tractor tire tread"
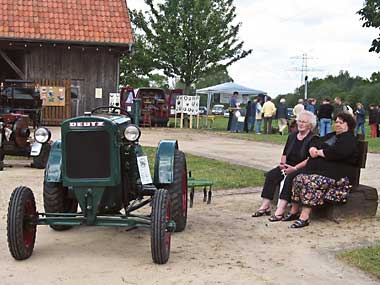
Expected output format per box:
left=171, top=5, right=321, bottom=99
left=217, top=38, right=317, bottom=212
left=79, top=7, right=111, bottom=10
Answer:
left=7, top=186, right=36, bottom=260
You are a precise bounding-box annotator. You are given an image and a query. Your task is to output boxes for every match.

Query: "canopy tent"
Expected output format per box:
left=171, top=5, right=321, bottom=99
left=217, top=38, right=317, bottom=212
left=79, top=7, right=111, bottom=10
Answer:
left=196, top=82, right=267, bottom=126
left=196, top=82, right=266, bottom=96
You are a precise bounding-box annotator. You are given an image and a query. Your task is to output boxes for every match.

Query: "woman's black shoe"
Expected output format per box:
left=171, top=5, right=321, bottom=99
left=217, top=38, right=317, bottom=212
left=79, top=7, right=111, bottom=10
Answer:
left=252, top=208, right=271, bottom=217
left=268, top=214, right=284, bottom=222
left=282, top=212, right=300, bottom=222
left=290, top=219, right=310, bottom=228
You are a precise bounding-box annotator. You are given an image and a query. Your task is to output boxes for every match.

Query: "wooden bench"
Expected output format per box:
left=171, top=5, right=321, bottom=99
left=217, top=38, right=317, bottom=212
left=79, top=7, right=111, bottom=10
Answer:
left=187, top=171, right=213, bottom=207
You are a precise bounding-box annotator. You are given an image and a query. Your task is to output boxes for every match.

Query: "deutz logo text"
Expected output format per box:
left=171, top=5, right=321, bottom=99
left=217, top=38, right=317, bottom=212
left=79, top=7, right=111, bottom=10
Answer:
left=69, top=122, right=105, bottom=127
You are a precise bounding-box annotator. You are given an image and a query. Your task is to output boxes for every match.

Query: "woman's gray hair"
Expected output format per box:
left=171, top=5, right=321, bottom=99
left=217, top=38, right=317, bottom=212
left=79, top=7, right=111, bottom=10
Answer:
left=298, top=110, right=317, bottom=129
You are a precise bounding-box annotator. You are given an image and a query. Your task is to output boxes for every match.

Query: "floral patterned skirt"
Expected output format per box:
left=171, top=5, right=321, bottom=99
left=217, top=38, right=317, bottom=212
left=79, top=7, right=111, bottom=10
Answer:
left=292, top=174, right=351, bottom=207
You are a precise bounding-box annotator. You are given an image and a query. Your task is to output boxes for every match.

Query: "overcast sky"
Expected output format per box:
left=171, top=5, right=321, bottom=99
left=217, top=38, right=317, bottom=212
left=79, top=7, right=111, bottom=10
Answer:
left=127, top=0, right=379, bottom=97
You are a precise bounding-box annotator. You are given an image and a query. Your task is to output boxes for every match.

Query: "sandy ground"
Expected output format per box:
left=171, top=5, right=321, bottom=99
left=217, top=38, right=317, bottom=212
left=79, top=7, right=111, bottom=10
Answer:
left=0, top=127, right=379, bottom=284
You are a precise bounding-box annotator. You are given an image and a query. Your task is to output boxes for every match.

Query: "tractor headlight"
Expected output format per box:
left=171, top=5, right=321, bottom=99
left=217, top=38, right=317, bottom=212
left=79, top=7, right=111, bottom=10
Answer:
left=124, top=125, right=141, bottom=142
left=34, top=127, right=51, bottom=143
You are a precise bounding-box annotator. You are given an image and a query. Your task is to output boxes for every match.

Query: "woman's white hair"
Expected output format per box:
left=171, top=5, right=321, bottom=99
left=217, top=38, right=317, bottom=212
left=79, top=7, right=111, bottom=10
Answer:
left=298, top=110, right=317, bottom=129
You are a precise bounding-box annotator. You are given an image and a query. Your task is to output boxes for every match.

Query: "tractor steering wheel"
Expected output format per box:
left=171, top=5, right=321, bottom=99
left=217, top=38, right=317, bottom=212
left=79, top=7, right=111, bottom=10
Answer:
left=91, top=106, right=132, bottom=117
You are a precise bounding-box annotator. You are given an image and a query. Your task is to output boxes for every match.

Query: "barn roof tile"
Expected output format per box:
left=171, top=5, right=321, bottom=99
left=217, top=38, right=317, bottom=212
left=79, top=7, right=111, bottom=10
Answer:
left=0, top=0, right=134, bottom=46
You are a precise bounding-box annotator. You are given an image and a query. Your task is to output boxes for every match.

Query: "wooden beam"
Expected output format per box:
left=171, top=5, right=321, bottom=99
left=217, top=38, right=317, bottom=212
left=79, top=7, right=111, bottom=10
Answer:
left=0, top=49, right=25, bottom=79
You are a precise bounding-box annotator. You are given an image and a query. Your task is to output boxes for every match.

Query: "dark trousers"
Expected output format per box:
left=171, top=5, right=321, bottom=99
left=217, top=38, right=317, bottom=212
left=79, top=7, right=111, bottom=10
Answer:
left=263, top=117, right=273, bottom=134
left=261, top=167, right=302, bottom=202
left=227, top=111, right=234, bottom=131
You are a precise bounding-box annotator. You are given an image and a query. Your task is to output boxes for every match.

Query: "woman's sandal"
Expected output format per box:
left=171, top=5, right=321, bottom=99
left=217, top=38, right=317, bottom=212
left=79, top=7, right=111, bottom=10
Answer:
left=290, top=219, right=310, bottom=228
left=268, top=214, right=284, bottom=222
left=252, top=208, right=271, bottom=217
left=282, top=212, right=300, bottom=222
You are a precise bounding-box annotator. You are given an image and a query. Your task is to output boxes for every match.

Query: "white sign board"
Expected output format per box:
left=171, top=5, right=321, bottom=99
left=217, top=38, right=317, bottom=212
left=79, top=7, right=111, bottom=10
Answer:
left=109, top=93, right=120, bottom=107
left=175, top=95, right=200, bottom=115
left=137, top=156, right=153, bottom=185
left=95, top=88, right=103, bottom=99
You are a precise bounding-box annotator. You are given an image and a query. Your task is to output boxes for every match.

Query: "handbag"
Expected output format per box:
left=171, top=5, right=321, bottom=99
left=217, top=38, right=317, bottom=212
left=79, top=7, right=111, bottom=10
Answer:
left=324, top=177, right=351, bottom=204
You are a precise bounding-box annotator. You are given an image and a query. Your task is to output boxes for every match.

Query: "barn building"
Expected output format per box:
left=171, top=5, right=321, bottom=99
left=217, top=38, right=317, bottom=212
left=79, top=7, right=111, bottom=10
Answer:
left=0, top=0, right=134, bottom=124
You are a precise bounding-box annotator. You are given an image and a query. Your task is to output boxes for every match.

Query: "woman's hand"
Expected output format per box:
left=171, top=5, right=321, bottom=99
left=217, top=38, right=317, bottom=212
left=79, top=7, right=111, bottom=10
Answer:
left=279, top=162, right=286, bottom=170
left=309, top=147, right=319, bottom=158
left=283, top=164, right=297, bottom=174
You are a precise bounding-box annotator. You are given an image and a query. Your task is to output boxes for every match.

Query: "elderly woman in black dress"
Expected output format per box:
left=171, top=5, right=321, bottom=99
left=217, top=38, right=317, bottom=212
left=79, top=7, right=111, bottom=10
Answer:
left=288, top=112, right=358, bottom=228
left=252, top=111, right=317, bottom=221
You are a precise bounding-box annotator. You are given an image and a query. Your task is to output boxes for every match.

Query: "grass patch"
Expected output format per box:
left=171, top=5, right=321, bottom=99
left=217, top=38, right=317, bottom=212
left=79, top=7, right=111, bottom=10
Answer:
left=144, top=146, right=264, bottom=190
left=338, top=246, right=380, bottom=280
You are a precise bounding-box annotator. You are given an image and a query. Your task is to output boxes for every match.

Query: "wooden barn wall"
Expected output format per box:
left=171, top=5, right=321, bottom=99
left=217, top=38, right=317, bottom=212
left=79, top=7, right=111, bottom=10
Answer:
left=26, top=47, right=119, bottom=115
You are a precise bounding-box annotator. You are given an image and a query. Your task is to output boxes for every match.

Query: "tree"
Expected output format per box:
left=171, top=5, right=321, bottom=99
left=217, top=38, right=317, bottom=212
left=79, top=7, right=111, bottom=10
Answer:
left=358, top=0, right=380, bottom=53
left=119, top=34, right=169, bottom=89
left=131, top=0, right=252, bottom=93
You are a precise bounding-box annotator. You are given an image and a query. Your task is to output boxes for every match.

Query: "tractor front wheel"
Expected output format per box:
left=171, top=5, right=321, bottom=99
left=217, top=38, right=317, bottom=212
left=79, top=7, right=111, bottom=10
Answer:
left=43, top=182, right=78, bottom=231
left=166, top=150, right=188, bottom=232
left=151, top=189, right=171, bottom=264
left=7, top=186, right=37, bottom=260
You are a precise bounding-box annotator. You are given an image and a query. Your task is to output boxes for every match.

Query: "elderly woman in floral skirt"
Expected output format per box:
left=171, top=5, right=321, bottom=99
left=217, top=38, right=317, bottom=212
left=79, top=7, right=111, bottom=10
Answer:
left=287, top=112, right=358, bottom=228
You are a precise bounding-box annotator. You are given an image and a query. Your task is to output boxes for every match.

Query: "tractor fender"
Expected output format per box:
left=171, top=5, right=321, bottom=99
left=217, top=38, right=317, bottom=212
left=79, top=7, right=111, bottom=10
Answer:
left=154, top=140, right=178, bottom=184
left=44, top=140, right=62, bottom=183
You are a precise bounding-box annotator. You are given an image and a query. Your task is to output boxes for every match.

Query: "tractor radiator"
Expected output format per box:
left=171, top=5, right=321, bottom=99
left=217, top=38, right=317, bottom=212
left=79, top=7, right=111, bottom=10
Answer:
left=65, top=131, right=111, bottom=179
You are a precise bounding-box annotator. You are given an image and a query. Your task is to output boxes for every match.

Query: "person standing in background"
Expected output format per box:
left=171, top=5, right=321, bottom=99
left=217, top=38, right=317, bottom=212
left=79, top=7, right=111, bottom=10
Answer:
left=354, top=102, right=366, bottom=136
left=334, top=97, right=348, bottom=118
left=369, top=104, right=378, bottom=138
left=227, top=91, right=238, bottom=131
left=262, top=98, right=277, bottom=134
left=255, top=97, right=263, bottom=134
left=317, top=97, right=334, bottom=136
left=306, top=98, right=317, bottom=115
left=248, top=98, right=257, bottom=132
left=276, top=98, right=288, bottom=135
left=293, top=99, right=305, bottom=119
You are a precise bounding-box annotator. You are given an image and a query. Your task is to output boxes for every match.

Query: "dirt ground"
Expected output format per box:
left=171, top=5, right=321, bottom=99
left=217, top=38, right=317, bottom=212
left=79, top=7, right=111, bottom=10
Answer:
left=0, top=128, right=379, bottom=284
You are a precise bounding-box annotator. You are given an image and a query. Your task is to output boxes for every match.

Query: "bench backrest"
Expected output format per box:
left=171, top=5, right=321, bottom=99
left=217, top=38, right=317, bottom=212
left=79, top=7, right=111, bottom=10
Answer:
left=351, top=135, right=368, bottom=186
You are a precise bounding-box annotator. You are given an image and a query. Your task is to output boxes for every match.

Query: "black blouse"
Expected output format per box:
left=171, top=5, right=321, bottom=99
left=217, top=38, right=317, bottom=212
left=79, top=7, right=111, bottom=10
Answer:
left=304, top=131, right=358, bottom=181
left=282, top=131, right=314, bottom=166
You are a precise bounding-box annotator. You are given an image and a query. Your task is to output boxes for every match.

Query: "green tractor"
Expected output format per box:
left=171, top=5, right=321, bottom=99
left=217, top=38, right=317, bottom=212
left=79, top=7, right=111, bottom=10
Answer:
left=6, top=102, right=188, bottom=264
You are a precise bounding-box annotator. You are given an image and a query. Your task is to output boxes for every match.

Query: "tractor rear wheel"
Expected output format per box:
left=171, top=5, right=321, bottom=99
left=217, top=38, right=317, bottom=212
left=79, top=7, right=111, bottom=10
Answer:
left=43, top=182, right=78, bottom=231
left=7, top=186, right=37, bottom=260
left=31, top=143, right=51, bottom=169
left=151, top=189, right=171, bottom=264
left=166, top=150, right=188, bottom=232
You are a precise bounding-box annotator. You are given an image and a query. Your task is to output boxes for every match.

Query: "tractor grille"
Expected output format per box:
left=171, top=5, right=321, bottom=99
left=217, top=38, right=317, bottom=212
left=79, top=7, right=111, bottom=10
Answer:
left=66, top=131, right=111, bottom=179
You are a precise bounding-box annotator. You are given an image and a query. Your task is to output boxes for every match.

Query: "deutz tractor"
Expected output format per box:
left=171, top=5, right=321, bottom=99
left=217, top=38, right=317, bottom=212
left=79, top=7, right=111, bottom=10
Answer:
left=0, top=80, right=51, bottom=170
left=6, top=102, right=188, bottom=264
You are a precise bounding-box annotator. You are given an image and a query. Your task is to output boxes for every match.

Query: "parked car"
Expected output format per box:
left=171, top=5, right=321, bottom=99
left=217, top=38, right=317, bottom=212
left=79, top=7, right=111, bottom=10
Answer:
left=287, top=107, right=294, bottom=118
left=211, top=104, right=224, bottom=115
left=199, top=106, right=208, bottom=115
left=223, top=110, right=230, bottom=118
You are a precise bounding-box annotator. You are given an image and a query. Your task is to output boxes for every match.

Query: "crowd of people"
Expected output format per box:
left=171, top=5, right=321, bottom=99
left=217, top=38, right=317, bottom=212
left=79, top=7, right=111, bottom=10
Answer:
left=237, top=94, right=380, bottom=138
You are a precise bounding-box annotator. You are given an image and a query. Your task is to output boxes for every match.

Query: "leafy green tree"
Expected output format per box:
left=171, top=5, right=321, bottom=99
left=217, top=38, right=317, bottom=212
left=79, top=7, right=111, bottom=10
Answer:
left=358, top=0, right=380, bottom=53
left=370, top=71, right=380, bottom=83
left=119, top=35, right=169, bottom=89
left=131, top=0, right=252, bottom=93
left=196, top=66, right=234, bottom=89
